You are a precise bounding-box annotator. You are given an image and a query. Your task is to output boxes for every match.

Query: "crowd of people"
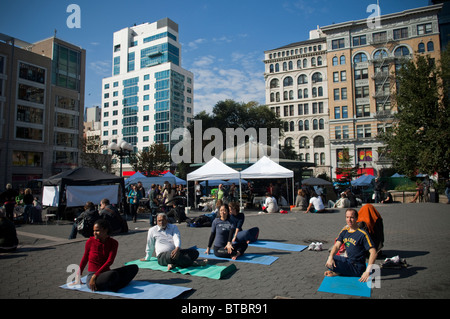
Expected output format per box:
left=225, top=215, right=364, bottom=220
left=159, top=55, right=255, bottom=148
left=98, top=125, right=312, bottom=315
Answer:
left=3, top=175, right=449, bottom=294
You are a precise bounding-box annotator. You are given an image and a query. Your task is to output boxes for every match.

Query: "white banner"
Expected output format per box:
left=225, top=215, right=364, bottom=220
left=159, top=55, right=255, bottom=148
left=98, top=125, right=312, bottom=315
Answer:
left=66, top=185, right=119, bottom=207
left=42, top=186, right=60, bottom=207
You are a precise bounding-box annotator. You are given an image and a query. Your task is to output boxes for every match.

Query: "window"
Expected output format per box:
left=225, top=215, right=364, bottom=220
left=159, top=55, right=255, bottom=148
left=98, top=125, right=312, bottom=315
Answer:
left=270, top=78, right=279, bottom=89
left=417, top=23, right=432, bottom=35
left=313, top=119, right=318, bottom=130
left=332, top=38, right=345, bottom=49
left=393, top=27, right=408, bottom=40
left=342, top=125, right=349, bottom=139
left=340, top=71, right=347, bottom=81
left=334, top=88, right=340, bottom=100
left=353, top=52, right=368, bottom=63
left=373, top=49, right=388, bottom=60
left=298, top=74, right=308, bottom=84
left=372, top=31, right=387, bottom=43
left=427, top=41, right=434, bottom=52
left=298, top=120, right=303, bottom=131
left=358, top=148, right=373, bottom=162
left=334, top=107, right=340, bottom=119
left=352, top=35, right=367, bottom=46
left=340, top=55, right=346, bottom=65
left=335, top=126, right=341, bottom=139
left=356, top=124, right=372, bottom=138
left=356, top=104, right=370, bottom=117
left=394, top=46, right=410, bottom=57
left=333, top=72, right=339, bottom=82
left=283, top=77, right=293, bottom=87
left=299, top=137, right=308, bottom=148
left=354, top=68, right=368, bottom=80
left=355, top=86, right=369, bottom=98
left=341, top=88, right=347, bottom=100
left=312, top=72, right=322, bottom=83
left=332, top=56, right=338, bottom=66
left=314, top=136, right=325, bottom=148
left=418, top=43, right=425, bottom=53
left=342, top=106, right=348, bottom=118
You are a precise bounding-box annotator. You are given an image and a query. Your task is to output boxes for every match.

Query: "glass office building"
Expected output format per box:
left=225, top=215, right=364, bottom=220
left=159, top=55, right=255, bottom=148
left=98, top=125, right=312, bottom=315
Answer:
left=102, top=18, right=194, bottom=175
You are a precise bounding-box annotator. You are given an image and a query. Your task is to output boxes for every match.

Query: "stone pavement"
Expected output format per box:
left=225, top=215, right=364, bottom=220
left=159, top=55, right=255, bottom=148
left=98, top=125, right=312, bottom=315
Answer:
left=1, top=202, right=449, bottom=301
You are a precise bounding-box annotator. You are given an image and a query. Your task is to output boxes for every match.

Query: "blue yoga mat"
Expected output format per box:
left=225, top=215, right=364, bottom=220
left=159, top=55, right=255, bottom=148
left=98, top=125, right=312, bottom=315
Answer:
left=196, top=247, right=278, bottom=265
left=318, top=275, right=372, bottom=298
left=249, top=240, right=308, bottom=252
left=60, top=277, right=192, bottom=299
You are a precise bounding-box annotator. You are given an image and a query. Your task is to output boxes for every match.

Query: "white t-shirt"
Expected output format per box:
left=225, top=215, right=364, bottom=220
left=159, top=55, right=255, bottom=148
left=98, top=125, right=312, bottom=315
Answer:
left=309, top=196, right=325, bottom=211
left=264, top=196, right=278, bottom=213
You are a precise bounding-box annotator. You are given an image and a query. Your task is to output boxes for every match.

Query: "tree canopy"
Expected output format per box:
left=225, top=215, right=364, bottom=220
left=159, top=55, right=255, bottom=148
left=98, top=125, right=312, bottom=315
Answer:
left=379, top=50, right=450, bottom=178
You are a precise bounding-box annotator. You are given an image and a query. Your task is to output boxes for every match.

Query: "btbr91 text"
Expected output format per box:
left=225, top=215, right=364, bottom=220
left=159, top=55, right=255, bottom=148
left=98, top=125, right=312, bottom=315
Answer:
left=225, top=303, right=267, bottom=314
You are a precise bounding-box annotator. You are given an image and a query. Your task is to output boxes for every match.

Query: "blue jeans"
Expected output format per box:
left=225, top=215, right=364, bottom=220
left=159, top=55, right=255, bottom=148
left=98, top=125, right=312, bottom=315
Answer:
left=330, top=255, right=366, bottom=277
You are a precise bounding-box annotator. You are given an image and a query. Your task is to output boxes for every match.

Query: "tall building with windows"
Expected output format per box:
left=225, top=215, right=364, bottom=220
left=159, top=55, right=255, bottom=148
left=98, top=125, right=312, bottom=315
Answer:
left=321, top=4, right=442, bottom=178
left=264, top=31, right=331, bottom=177
left=101, top=18, right=194, bottom=176
left=0, top=34, right=85, bottom=189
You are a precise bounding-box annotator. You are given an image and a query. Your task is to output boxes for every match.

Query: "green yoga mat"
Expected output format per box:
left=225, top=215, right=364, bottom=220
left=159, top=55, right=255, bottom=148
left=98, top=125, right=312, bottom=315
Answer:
left=125, top=258, right=236, bottom=280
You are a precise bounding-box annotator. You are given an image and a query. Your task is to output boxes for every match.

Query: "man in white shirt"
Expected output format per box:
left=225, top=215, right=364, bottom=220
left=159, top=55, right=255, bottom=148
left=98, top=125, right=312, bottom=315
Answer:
left=140, top=213, right=206, bottom=270
left=305, top=192, right=325, bottom=213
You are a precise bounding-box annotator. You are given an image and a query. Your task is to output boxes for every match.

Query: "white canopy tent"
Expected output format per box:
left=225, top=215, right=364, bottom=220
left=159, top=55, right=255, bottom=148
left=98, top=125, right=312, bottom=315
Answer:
left=240, top=156, right=295, bottom=205
left=186, top=157, right=242, bottom=209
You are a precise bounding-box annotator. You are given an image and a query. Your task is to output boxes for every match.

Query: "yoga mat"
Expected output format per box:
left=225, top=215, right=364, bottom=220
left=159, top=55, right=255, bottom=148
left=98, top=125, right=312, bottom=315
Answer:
left=60, top=276, right=191, bottom=299
left=196, top=248, right=278, bottom=265
left=125, top=258, right=236, bottom=280
left=249, top=240, right=308, bottom=252
left=318, top=275, right=372, bottom=298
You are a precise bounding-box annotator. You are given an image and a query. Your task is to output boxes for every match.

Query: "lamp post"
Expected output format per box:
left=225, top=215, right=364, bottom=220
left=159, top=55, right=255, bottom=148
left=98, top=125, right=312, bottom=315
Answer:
left=108, top=140, right=134, bottom=177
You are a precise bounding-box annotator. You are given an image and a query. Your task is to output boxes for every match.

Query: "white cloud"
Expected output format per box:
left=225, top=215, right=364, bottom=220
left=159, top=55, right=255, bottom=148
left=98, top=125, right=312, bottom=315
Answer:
left=89, top=60, right=111, bottom=76
left=188, top=53, right=266, bottom=115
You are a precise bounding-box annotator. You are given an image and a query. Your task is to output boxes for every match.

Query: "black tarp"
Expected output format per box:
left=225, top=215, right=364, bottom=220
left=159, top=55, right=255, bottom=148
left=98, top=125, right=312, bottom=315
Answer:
left=42, top=167, right=127, bottom=217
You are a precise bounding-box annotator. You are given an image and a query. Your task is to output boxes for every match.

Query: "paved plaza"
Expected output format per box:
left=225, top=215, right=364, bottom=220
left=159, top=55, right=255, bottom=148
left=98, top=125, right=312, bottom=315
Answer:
left=1, top=202, right=449, bottom=302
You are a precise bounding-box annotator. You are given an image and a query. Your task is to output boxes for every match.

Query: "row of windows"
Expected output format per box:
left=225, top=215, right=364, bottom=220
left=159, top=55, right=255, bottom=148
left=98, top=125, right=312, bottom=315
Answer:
left=331, top=23, right=434, bottom=50
left=271, top=103, right=325, bottom=117
left=333, top=124, right=372, bottom=140
left=284, top=119, right=325, bottom=132
left=269, top=72, right=324, bottom=89
left=285, top=136, right=326, bottom=149
left=330, top=44, right=432, bottom=67
left=271, top=87, right=325, bottom=102
left=269, top=56, right=324, bottom=73
left=268, top=44, right=323, bottom=60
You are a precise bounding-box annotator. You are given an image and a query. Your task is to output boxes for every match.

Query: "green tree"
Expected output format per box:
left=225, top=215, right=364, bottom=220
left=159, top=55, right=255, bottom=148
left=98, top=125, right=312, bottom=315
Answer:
left=379, top=52, right=450, bottom=178
left=129, top=143, right=170, bottom=176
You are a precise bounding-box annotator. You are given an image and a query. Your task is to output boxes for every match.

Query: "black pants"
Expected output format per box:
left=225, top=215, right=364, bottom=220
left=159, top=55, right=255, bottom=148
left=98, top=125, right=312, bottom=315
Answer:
left=157, top=248, right=199, bottom=268
left=214, top=242, right=248, bottom=259
left=87, top=264, right=138, bottom=292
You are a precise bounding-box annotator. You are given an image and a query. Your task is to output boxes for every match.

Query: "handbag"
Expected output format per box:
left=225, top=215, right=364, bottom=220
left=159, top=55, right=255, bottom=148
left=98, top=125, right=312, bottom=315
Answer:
left=76, top=217, right=85, bottom=231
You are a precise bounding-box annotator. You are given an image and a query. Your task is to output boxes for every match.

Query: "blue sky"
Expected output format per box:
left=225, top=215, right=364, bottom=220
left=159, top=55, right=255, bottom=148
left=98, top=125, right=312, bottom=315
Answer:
left=0, top=0, right=430, bottom=115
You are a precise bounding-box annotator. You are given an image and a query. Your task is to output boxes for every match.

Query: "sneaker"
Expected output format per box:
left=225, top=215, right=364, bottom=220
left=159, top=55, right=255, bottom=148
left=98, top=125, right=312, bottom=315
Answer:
left=308, top=242, right=316, bottom=251
left=314, top=242, right=323, bottom=251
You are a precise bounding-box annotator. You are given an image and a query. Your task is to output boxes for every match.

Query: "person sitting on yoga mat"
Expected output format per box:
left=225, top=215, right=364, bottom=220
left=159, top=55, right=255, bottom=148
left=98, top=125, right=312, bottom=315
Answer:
left=325, top=208, right=377, bottom=283
left=206, top=204, right=248, bottom=260
left=140, top=213, right=207, bottom=270
left=74, top=219, right=138, bottom=292
left=228, top=202, right=259, bottom=244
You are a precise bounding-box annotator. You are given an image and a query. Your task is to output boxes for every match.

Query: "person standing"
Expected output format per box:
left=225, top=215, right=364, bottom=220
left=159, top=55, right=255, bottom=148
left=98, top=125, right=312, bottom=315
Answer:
left=0, top=184, right=17, bottom=221
left=127, top=184, right=140, bottom=222
left=147, top=184, right=159, bottom=226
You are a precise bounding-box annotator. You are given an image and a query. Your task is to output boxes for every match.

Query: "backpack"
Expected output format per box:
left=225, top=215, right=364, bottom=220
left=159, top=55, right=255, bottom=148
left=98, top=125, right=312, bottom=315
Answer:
left=167, top=206, right=187, bottom=223
left=77, top=210, right=100, bottom=237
